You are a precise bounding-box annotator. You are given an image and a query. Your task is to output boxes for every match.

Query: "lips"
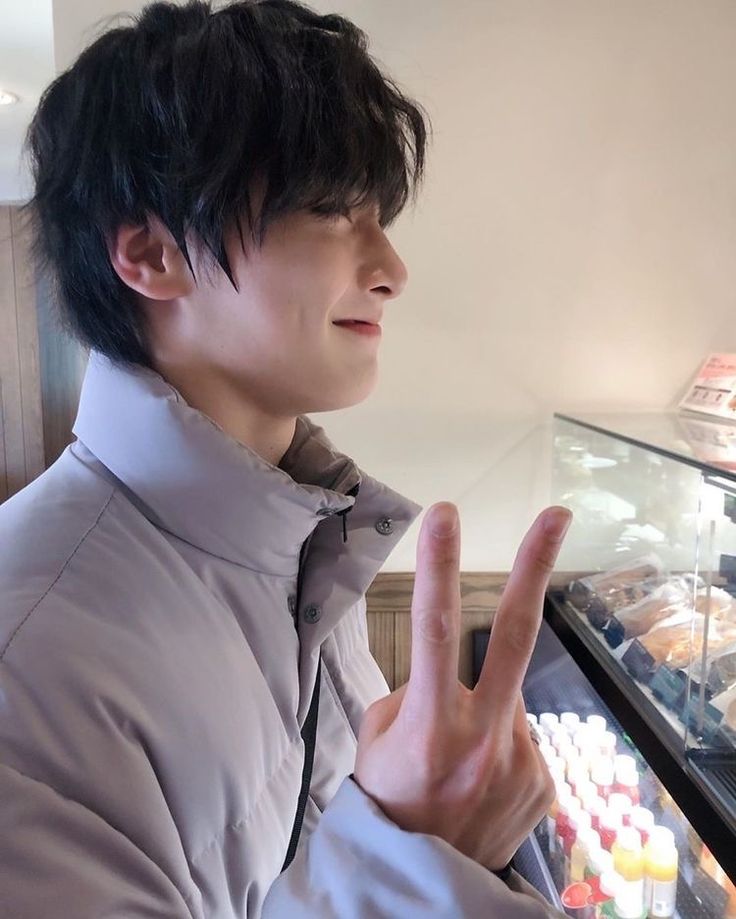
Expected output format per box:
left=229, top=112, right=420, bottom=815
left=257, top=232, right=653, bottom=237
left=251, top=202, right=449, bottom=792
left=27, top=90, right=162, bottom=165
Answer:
left=333, top=320, right=378, bottom=327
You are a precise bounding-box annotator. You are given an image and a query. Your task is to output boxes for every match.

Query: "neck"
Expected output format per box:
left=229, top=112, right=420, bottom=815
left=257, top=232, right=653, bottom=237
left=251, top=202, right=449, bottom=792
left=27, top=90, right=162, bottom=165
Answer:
left=154, top=363, right=297, bottom=468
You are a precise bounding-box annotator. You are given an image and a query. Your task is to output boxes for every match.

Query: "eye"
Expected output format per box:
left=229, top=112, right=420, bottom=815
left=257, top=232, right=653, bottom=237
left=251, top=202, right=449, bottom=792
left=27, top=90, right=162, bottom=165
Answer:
left=309, top=204, right=352, bottom=223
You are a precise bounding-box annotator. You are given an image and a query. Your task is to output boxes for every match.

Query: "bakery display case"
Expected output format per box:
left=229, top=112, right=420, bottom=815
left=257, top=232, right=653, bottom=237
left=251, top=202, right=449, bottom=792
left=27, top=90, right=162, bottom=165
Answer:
left=472, top=411, right=736, bottom=916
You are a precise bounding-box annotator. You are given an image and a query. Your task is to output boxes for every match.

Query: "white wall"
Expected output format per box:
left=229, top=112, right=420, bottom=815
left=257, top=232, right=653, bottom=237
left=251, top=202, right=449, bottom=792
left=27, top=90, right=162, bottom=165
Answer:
left=3, top=1, right=736, bottom=571
left=311, top=0, right=736, bottom=570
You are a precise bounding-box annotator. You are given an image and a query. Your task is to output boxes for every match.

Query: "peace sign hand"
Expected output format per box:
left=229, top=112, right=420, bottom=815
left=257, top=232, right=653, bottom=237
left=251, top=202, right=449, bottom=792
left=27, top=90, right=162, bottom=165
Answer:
left=354, top=502, right=572, bottom=871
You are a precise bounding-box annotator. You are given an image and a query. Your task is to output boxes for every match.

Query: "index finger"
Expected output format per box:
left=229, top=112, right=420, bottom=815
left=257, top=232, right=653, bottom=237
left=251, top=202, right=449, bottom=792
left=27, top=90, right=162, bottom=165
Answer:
left=403, top=502, right=462, bottom=720
left=475, top=506, right=571, bottom=731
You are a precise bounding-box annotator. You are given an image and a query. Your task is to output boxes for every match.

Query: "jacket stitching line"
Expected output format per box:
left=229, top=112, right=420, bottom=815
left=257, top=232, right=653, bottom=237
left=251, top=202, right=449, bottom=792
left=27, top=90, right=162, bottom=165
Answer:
left=189, top=737, right=300, bottom=868
left=321, top=661, right=358, bottom=744
left=0, top=491, right=116, bottom=662
left=0, top=762, right=201, bottom=917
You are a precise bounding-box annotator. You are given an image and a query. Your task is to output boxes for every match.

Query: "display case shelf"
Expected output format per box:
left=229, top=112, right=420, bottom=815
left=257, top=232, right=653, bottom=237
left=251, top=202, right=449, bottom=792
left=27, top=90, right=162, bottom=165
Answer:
left=544, top=589, right=736, bottom=883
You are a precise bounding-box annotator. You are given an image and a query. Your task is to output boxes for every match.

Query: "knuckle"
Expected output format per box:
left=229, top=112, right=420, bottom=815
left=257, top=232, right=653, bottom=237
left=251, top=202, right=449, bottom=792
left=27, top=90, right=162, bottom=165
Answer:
left=414, top=606, right=456, bottom=644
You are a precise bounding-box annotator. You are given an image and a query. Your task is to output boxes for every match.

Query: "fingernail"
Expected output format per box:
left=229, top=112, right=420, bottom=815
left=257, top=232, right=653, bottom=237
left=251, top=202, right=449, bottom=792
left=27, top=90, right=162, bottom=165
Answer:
left=543, top=507, right=572, bottom=540
left=430, top=504, right=458, bottom=537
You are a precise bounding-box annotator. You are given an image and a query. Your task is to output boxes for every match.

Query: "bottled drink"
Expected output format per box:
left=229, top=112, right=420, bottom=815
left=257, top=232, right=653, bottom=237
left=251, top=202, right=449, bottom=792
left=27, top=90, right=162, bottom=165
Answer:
left=630, top=807, right=654, bottom=847
left=643, top=826, right=677, bottom=918
left=586, top=846, right=614, bottom=882
left=571, top=827, right=601, bottom=884
left=565, top=810, right=593, bottom=885
left=599, top=807, right=623, bottom=851
left=592, top=758, right=615, bottom=801
left=611, top=826, right=645, bottom=914
left=586, top=714, right=607, bottom=734
left=599, top=731, right=618, bottom=759
left=608, top=793, right=633, bottom=827
left=613, top=760, right=640, bottom=806
left=561, top=711, right=581, bottom=734
left=595, top=869, right=623, bottom=918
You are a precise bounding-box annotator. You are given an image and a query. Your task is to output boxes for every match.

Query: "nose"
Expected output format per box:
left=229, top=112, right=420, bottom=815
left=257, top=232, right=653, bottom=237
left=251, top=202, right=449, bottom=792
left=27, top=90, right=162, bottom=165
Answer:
left=359, top=230, right=409, bottom=300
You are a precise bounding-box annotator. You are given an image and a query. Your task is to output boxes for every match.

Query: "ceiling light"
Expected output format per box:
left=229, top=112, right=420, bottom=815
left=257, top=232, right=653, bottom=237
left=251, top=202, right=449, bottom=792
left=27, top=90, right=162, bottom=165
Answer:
left=0, top=90, right=20, bottom=106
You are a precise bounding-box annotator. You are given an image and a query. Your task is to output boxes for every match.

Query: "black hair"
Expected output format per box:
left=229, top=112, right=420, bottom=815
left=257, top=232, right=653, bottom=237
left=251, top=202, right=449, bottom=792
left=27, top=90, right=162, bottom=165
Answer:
left=22, top=0, right=430, bottom=368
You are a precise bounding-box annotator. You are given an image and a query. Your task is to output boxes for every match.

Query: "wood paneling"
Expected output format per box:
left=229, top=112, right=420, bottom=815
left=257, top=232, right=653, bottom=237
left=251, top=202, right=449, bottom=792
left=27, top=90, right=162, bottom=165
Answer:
left=366, top=572, right=509, bottom=690
left=0, top=207, right=45, bottom=502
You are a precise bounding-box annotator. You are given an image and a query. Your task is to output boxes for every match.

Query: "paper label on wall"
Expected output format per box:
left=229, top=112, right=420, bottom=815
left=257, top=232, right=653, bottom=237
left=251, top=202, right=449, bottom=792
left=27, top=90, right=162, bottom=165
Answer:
left=679, top=353, right=736, bottom=420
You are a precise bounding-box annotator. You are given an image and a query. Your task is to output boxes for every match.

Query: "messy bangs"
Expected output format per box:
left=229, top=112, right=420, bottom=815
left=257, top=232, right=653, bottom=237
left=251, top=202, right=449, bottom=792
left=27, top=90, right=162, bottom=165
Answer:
left=23, top=0, right=431, bottom=367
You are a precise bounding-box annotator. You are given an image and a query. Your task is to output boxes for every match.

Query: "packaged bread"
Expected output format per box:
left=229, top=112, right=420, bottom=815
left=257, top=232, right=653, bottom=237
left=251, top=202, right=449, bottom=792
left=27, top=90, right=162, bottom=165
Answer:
left=639, top=615, right=736, bottom=671
left=696, top=586, right=736, bottom=621
left=603, top=581, right=691, bottom=647
left=566, top=554, right=664, bottom=628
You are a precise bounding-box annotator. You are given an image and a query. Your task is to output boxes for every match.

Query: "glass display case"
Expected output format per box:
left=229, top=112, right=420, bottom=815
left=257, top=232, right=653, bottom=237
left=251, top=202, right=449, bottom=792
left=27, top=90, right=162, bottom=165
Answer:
left=472, top=411, right=736, bottom=916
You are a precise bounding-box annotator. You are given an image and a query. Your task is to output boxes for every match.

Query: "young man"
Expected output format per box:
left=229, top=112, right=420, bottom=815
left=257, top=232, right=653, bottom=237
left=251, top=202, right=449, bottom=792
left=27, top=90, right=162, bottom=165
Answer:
left=0, top=1, right=570, bottom=915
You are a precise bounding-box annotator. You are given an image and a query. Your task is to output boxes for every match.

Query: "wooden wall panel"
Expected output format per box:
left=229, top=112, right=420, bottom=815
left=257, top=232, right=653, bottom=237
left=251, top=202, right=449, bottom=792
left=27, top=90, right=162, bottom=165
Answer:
left=365, top=573, right=509, bottom=690
left=0, top=206, right=45, bottom=502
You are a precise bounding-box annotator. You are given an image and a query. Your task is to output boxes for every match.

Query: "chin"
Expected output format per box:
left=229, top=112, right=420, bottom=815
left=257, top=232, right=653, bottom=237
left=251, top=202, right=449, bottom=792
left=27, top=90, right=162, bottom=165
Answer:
left=305, top=376, right=377, bottom=414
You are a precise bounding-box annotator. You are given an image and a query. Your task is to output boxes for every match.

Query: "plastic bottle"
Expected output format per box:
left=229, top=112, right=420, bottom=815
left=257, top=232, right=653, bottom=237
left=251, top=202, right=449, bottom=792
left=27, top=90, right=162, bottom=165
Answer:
left=599, top=731, right=618, bottom=759
left=595, top=869, right=623, bottom=918
left=571, top=827, right=601, bottom=884
left=614, top=762, right=641, bottom=806
left=556, top=793, right=580, bottom=858
left=561, top=711, right=581, bottom=734
left=613, top=888, right=646, bottom=919
left=586, top=845, right=614, bottom=882
left=553, top=728, right=574, bottom=755
left=585, top=794, right=608, bottom=834
left=630, top=807, right=654, bottom=847
left=643, top=826, right=677, bottom=918
left=608, top=793, right=633, bottom=827
left=611, top=826, right=645, bottom=913
left=592, top=758, right=615, bottom=801
left=565, top=809, right=593, bottom=885
left=599, top=808, right=623, bottom=851
left=539, top=712, right=560, bottom=736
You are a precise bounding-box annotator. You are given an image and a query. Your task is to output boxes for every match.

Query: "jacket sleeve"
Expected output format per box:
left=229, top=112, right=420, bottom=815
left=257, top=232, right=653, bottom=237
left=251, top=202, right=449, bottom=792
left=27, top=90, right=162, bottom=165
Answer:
left=263, top=776, right=567, bottom=918
left=0, top=763, right=203, bottom=919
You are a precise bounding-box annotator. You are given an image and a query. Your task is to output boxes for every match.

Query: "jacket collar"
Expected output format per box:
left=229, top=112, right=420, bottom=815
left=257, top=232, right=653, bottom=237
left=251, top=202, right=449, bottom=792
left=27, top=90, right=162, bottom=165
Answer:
left=72, top=352, right=421, bottom=576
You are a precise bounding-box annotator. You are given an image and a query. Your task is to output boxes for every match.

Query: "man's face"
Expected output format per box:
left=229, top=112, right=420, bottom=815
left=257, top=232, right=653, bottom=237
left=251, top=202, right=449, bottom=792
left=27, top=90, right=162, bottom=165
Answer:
left=152, top=199, right=408, bottom=418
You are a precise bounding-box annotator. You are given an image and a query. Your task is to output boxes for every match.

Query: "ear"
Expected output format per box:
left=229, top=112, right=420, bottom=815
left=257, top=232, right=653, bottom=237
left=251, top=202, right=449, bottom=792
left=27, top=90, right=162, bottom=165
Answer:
left=109, top=215, right=195, bottom=300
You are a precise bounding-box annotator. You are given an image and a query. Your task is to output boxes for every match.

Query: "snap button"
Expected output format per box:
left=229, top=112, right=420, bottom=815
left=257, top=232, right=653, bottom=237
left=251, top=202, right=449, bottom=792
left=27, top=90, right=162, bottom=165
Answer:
left=287, top=595, right=296, bottom=615
left=303, top=604, right=322, bottom=624
left=316, top=508, right=334, bottom=518
left=375, top=517, right=394, bottom=536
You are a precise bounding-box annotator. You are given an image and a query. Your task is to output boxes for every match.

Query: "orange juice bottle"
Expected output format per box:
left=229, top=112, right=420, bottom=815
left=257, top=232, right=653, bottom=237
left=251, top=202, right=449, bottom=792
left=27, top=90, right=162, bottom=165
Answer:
left=611, top=826, right=644, bottom=914
left=643, top=826, right=677, bottom=918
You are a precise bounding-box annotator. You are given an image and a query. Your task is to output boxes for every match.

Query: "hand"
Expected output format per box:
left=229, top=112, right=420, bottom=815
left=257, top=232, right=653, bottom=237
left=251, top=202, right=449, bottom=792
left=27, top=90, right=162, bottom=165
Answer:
left=354, top=501, right=572, bottom=872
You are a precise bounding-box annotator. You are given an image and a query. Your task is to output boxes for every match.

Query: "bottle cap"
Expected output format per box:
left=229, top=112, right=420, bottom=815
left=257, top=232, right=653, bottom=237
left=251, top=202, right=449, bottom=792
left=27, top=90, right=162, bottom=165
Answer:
left=648, top=825, right=676, bottom=849
left=577, top=827, right=601, bottom=852
left=608, top=793, right=633, bottom=816
left=630, top=806, right=654, bottom=830
left=615, top=826, right=641, bottom=851
left=526, top=712, right=539, bottom=726
left=600, top=807, right=623, bottom=831
left=578, top=784, right=599, bottom=811
left=560, top=711, right=581, bottom=732
left=571, top=809, right=592, bottom=832
left=572, top=726, right=591, bottom=749
left=539, top=712, right=560, bottom=734
left=599, top=869, right=623, bottom=898
left=587, top=794, right=607, bottom=818
left=614, top=754, right=636, bottom=776
left=588, top=847, right=614, bottom=876
left=586, top=714, right=607, bottom=734
left=591, top=759, right=615, bottom=786
left=599, top=730, right=617, bottom=755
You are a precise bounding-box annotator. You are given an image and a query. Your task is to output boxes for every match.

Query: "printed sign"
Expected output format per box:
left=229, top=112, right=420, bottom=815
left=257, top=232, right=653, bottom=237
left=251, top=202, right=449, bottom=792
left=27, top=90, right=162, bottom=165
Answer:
left=679, top=354, right=736, bottom=420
